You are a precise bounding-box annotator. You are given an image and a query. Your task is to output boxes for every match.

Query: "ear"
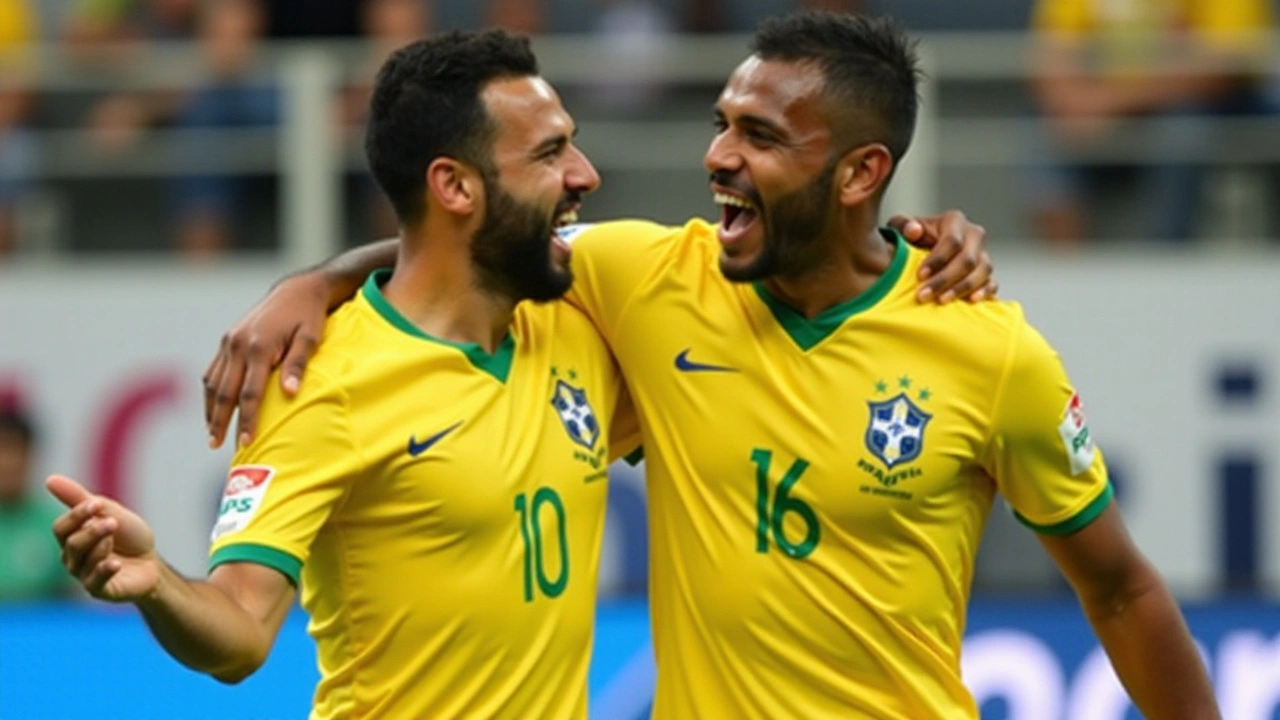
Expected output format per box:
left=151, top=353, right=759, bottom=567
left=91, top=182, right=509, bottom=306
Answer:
left=425, top=158, right=483, bottom=216
left=835, top=144, right=895, bottom=207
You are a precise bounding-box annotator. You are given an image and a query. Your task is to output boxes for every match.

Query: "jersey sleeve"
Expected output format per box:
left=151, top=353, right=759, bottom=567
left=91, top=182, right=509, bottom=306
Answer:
left=562, top=220, right=678, bottom=343
left=207, top=368, right=362, bottom=585
left=607, top=378, right=643, bottom=463
left=983, top=309, right=1111, bottom=535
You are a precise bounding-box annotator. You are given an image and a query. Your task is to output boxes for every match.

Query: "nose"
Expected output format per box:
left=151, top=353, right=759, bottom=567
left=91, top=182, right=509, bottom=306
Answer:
left=565, top=144, right=601, bottom=195
left=703, top=130, right=741, bottom=176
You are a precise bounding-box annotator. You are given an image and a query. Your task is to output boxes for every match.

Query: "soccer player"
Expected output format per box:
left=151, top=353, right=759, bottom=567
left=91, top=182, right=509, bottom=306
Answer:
left=203, top=12, right=1220, bottom=720
left=48, top=30, right=641, bottom=719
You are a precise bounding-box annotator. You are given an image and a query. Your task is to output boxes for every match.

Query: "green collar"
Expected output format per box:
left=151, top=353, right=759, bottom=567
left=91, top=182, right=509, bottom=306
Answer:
left=361, top=269, right=515, bottom=383
left=752, top=228, right=906, bottom=352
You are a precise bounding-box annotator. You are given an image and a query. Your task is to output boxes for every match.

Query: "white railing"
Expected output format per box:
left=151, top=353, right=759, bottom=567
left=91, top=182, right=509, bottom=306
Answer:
left=7, top=33, right=1280, bottom=263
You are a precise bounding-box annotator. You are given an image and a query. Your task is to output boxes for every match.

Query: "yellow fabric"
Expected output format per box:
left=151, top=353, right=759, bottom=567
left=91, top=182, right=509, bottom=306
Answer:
left=209, top=273, right=637, bottom=720
left=1033, top=0, right=1272, bottom=52
left=0, top=0, right=34, bottom=49
left=567, top=219, right=1110, bottom=719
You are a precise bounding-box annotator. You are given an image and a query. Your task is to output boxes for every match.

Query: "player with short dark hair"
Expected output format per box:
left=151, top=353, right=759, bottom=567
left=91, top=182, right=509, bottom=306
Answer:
left=49, top=29, right=639, bottom=719
left=199, top=11, right=1217, bottom=719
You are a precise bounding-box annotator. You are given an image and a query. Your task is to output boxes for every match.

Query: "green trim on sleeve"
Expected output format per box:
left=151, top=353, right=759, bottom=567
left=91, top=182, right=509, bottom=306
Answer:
left=623, top=447, right=645, bottom=466
left=1014, top=482, right=1114, bottom=536
left=209, top=543, right=303, bottom=587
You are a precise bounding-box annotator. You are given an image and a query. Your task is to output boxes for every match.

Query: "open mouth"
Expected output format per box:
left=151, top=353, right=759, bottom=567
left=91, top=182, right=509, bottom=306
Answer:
left=554, top=206, right=579, bottom=228
left=550, top=204, right=580, bottom=258
left=714, top=191, right=759, bottom=244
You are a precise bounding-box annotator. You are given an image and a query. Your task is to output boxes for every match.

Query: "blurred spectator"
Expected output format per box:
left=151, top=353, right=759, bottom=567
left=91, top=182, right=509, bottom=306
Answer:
left=341, top=0, right=431, bottom=238
left=587, top=0, right=674, bottom=114
left=0, top=0, right=38, bottom=257
left=265, top=0, right=363, bottom=38
left=63, top=0, right=197, bottom=45
left=683, top=0, right=723, bottom=32
left=1029, top=0, right=1276, bottom=245
left=487, top=0, right=544, bottom=34
left=171, top=0, right=277, bottom=259
left=64, top=0, right=199, bottom=164
left=0, top=407, right=72, bottom=601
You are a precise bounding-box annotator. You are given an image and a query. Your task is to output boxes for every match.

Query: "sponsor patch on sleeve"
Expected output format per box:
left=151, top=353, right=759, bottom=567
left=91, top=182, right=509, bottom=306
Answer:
left=210, top=465, right=275, bottom=542
left=1057, top=393, right=1096, bottom=475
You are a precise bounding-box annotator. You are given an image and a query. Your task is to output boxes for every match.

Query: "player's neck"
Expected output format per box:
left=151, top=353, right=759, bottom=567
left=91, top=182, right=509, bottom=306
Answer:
left=380, top=230, right=516, bottom=354
left=760, top=222, right=894, bottom=320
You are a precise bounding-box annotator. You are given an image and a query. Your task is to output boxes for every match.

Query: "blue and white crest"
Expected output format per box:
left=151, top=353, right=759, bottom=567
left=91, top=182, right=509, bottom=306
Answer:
left=865, top=393, right=931, bottom=469
left=551, top=379, right=600, bottom=451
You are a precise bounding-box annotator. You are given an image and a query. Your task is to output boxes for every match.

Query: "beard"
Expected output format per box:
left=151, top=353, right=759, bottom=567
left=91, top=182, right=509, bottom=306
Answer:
left=719, top=159, right=837, bottom=283
left=469, top=176, right=574, bottom=304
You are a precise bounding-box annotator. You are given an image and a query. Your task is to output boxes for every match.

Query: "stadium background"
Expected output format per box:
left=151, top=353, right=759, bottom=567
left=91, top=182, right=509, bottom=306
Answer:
left=1, top=0, right=1279, bottom=718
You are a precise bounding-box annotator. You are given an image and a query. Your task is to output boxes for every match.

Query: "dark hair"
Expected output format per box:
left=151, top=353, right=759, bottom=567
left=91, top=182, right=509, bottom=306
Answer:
left=365, top=29, right=540, bottom=225
left=751, top=11, right=920, bottom=162
left=0, top=407, right=35, bottom=449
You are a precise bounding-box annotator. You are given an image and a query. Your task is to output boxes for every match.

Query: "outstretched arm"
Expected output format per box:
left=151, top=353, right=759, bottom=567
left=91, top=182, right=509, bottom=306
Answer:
left=1041, top=504, right=1219, bottom=719
left=48, top=475, right=295, bottom=684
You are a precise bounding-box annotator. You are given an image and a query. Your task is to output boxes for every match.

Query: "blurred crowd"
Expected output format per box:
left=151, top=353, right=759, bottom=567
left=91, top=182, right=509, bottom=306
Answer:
left=0, top=403, right=72, bottom=602
left=0, top=0, right=1276, bottom=260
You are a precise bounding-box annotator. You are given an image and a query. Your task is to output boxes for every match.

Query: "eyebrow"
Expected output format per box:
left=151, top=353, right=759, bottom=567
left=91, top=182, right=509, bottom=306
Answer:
left=712, top=106, right=787, bottom=138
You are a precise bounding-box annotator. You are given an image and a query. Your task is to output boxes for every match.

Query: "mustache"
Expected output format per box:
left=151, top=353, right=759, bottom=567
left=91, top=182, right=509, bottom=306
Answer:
left=709, top=171, right=763, bottom=209
left=554, top=192, right=583, bottom=216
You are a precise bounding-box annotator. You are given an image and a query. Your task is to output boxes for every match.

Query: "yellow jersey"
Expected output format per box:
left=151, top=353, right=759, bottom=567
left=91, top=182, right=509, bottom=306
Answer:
left=567, top=219, right=1111, bottom=719
left=209, top=269, right=639, bottom=720
left=1033, top=0, right=1273, bottom=62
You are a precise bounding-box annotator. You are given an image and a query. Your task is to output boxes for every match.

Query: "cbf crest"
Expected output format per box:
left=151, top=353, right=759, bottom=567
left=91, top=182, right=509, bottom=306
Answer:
left=551, top=378, right=600, bottom=451
left=865, top=393, right=931, bottom=469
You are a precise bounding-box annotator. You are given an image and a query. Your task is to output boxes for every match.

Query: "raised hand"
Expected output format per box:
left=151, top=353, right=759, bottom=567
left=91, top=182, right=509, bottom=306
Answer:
left=48, top=474, right=160, bottom=602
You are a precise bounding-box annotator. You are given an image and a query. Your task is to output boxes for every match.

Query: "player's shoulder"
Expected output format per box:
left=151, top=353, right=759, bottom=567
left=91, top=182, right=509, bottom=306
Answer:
left=273, top=298, right=369, bottom=399
left=903, top=290, right=1037, bottom=366
left=514, top=298, right=607, bottom=347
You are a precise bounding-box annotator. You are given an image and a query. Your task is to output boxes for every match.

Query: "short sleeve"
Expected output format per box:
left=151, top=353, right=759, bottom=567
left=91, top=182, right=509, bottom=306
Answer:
left=562, top=220, right=677, bottom=343
left=984, top=312, right=1111, bottom=536
left=208, top=369, right=362, bottom=584
left=607, top=379, right=643, bottom=463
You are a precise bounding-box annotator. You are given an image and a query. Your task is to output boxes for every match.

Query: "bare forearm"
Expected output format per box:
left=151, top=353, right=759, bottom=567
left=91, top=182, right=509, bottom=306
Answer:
left=1082, top=581, right=1219, bottom=719
left=305, top=238, right=399, bottom=311
left=135, top=563, right=273, bottom=683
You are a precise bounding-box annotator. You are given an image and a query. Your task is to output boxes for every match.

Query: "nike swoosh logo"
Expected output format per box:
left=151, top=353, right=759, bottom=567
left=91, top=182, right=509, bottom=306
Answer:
left=408, top=421, right=464, bottom=457
left=674, top=348, right=738, bottom=373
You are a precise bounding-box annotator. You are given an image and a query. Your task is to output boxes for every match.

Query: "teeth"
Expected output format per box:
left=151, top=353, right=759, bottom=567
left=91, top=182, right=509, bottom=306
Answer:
left=556, top=210, right=579, bottom=226
left=714, top=192, right=755, bottom=210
